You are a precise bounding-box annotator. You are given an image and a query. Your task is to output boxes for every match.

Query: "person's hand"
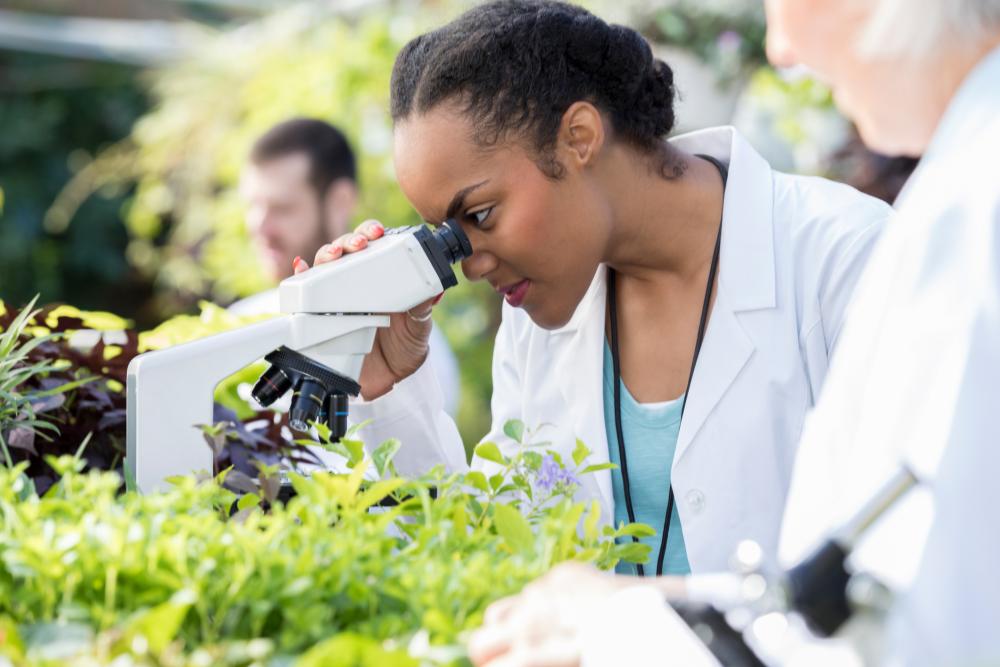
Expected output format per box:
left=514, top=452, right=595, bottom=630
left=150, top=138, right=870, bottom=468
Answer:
left=467, top=562, right=630, bottom=667
left=293, top=219, right=441, bottom=400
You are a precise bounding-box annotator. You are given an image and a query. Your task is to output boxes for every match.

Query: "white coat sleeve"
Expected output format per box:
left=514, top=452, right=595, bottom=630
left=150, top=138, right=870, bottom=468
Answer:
left=801, top=203, right=889, bottom=400
left=346, top=354, right=468, bottom=476
left=347, top=304, right=525, bottom=476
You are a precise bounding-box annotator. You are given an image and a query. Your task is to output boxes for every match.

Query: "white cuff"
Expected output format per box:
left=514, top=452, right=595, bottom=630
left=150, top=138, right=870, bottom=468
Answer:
left=349, top=355, right=443, bottom=427
left=579, top=587, right=721, bottom=667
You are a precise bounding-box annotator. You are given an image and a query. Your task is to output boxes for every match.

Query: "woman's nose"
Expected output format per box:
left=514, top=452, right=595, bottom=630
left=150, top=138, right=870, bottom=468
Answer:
left=461, top=248, right=498, bottom=282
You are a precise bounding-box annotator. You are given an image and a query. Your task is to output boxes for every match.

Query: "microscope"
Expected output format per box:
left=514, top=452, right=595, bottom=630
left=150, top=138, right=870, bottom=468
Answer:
left=126, top=220, right=472, bottom=492
left=669, top=465, right=921, bottom=666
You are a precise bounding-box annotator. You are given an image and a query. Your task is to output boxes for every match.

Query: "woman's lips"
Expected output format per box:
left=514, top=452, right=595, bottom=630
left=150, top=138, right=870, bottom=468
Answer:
left=503, top=279, right=531, bottom=307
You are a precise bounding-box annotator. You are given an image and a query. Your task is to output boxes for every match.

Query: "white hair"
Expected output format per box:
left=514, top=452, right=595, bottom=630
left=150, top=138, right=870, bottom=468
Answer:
left=859, top=0, right=1000, bottom=58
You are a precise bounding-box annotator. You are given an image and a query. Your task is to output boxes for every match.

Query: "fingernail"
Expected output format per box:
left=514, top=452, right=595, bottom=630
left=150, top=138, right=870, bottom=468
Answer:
left=293, top=256, right=301, bottom=268
left=432, top=293, right=444, bottom=305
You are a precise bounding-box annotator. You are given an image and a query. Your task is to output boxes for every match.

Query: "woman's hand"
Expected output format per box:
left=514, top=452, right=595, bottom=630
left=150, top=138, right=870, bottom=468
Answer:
left=467, top=563, right=690, bottom=667
left=294, top=219, right=441, bottom=401
left=467, top=563, right=628, bottom=667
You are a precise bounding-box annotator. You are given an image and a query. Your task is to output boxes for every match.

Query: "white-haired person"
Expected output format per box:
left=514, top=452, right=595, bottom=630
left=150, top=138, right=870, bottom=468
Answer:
left=468, top=1, right=1000, bottom=666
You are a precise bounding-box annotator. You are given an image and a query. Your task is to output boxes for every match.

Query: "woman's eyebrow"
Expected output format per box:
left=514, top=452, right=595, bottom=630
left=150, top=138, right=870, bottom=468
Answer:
left=443, top=179, right=490, bottom=220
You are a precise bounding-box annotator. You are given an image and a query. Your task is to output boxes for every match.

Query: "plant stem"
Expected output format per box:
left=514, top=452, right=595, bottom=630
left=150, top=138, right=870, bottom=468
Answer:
left=0, top=432, right=14, bottom=468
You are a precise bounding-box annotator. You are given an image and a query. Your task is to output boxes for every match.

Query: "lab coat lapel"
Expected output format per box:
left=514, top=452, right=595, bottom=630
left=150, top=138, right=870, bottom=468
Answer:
left=673, top=292, right=754, bottom=462
left=550, top=265, right=614, bottom=516
left=671, top=127, right=776, bottom=463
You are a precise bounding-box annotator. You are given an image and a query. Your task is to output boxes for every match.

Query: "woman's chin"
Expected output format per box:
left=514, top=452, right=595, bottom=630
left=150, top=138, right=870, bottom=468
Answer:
left=523, top=302, right=574, bottom=331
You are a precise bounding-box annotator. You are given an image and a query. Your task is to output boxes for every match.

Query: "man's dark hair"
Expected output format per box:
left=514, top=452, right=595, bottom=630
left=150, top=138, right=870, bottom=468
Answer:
left=390, top=0, right=677, bottom=178
left=250, top=118, right=357, bottom=197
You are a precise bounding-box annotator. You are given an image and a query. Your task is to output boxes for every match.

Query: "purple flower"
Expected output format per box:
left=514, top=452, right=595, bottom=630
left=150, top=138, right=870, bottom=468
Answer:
left=535, top=455, right=579, bottom=492
left=717, top=30, right=743, bottom=53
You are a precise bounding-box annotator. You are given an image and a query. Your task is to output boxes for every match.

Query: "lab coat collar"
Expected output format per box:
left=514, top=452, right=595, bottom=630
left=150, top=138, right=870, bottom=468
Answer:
left=921, top=44, right=1000, bottom=165
left=551, top=125, right=777, bottom=338
left=672, top=126, right=777, bottom=312
left=548, top=126, right=775, bottom=507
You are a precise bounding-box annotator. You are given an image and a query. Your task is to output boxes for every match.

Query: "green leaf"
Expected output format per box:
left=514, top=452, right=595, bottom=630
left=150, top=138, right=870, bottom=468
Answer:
left=344, top=418, right=373, bottom=439
left=372, top=438, right=401, bottom=478
left=583, top=500, right=601, bottom=542
left=473, top=441, right=505, bottom=466
left=489, top=473, right=505, bottom=492
left=237, top=492, right=261, bottom=511
left=341, top=438, right=365, bottom=467
left=581, top=462, right=618, bottom=474
left=615, top=522, right=657, bottom=538
left=297, top=633, right=417, bottom=667
left=465, top=471, right=490, bottom=494
left=512, top=474, right=533, bottom=502
left=322, top=437, right=365, bottom=467
left=493, top=503, right=534, bottom=553
left=14, top=473, right=36, bottom=501
left=614, top=541, right=653, bottom=564
left=122, top=590, right=195, bottom=654
left=572, top=439, right=591, bottom=467
left=503, top=419, right=525, bottom=444
left=522, top=451, right=543, bottom=471
left=356, top=479, right=405, bottom=510
left=313, top=421, right=333, bottom=443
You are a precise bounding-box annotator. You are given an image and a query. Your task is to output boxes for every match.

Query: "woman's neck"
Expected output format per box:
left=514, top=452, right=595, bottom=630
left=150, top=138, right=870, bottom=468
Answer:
left=601, top=144, right=725, bottom=288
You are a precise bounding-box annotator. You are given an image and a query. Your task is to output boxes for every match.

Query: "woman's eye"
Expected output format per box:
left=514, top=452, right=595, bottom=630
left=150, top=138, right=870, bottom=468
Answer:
left=466, top=207, right=494, bottom=228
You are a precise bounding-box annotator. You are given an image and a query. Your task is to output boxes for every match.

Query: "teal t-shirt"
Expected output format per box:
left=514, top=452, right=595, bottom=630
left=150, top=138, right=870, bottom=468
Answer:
left=603, top=341, right=691, bottom=576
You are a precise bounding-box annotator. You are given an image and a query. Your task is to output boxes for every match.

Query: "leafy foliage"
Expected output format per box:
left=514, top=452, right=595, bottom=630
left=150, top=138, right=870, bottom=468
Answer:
left=0, top=51, right=149, bottom=317
left=0, top=298, right=132, bottom=494
left=0, top=298, right=313, bottom=491
left=638, top=0, right=767, bottom=85
left=0, top=427, right=649, bottom=665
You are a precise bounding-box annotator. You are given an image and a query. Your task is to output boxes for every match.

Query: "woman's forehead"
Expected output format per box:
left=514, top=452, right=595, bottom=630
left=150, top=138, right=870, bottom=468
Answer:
left=393, top=110, right=507, bottom=221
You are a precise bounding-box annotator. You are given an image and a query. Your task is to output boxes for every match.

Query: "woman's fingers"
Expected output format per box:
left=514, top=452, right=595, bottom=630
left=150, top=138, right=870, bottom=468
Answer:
left=357, top=219, right=385, bottom=240
left=468, top=621, right=516, bottom=665
left=310, top=221, right=387, bottom=267
left=314, top=241, right=345, bottom=265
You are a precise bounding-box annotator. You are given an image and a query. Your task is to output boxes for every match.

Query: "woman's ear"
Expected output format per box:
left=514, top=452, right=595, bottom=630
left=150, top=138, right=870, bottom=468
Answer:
left=557, top=101, right=606, bottom=170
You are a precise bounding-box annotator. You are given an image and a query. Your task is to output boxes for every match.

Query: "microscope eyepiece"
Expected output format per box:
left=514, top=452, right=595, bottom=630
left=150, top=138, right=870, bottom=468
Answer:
left=251, top=365, right=294, bottom=407
left=435, top=219, right=473, bottom=263
left=289, top=377, right=327, bottom=432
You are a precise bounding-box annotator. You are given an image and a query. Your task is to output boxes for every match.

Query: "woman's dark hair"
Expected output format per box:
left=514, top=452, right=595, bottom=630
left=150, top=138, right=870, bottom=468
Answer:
left=390, top=0, right=678, bottom=178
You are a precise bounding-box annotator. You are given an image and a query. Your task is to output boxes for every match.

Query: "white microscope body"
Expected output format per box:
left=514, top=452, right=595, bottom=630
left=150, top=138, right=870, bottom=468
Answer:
left=126, top=222, right=472, bottom=492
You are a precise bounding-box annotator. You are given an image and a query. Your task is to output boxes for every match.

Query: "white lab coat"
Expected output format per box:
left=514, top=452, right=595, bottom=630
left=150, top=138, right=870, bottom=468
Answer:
left=778, top=46, right=1000, bottom=666
left=351, top=126, right=891, bottom=573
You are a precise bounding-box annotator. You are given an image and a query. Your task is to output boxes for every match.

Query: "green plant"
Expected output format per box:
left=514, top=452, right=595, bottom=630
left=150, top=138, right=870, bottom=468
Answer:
left=0, top=299, right=315, bottom=491
left=0, top=423, right=649, bottom=666
left=0, top=297, right=95, bottom=485
left=638, top=1, right=767, bottom=85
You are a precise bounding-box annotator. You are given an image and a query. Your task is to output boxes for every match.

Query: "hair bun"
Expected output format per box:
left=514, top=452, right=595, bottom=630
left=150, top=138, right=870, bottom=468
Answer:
left=391, top=0, right=679, bottom=177
left=638, top=58, right=676, bottom=137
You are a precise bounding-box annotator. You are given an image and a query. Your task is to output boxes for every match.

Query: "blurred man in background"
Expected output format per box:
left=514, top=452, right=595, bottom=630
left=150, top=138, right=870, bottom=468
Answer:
left=231, top=118, right=460, bottom=416
left=238, top=117, right=358, bottom=286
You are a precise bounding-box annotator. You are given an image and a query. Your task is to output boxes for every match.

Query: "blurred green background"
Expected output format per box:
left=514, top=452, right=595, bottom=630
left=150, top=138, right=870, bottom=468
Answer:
left=0, top=0, right=913, bottom=445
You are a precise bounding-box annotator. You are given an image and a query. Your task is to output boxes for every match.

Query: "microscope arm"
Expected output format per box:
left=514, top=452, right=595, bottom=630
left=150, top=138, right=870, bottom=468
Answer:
left=127, top=313, right=387, bottom=493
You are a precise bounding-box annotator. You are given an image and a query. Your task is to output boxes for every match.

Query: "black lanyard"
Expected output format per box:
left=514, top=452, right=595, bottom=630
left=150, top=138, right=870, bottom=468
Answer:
left=608, top=153, right=728, bottom=576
